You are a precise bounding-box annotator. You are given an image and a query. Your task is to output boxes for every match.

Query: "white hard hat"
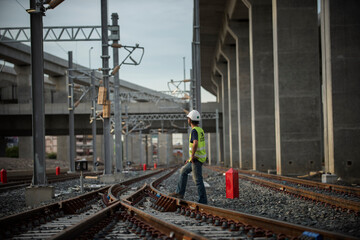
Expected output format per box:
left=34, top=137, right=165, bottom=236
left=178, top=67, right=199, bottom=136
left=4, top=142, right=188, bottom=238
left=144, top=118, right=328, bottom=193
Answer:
left=187, top=110, right=201, bottom=121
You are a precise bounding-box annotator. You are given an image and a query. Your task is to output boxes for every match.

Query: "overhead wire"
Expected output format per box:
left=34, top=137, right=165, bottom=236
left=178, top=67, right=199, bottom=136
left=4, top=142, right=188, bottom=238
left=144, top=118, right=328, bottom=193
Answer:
left=15, top=0, right=26, bottom=11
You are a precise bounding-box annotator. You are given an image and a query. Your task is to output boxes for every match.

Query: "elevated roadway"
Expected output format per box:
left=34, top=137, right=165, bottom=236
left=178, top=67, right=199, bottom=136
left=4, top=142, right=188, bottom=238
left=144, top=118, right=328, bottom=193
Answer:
left=0, top=40, right=222, bottom=136
left=0, top=101, right=220, bottom=136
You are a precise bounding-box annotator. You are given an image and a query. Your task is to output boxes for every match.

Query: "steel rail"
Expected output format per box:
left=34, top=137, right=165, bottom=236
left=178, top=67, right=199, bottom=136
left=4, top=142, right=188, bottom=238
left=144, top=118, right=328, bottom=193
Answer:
left=0, top=169, right=164, bottom=239
left=106, top=167, right=357, bottom=239
left=49, top=168, right=199, bottom=240
left=58, top=166, right=356, bottom=239
left=238, top=174, right=360, bottom=213
left=147, top=174, right=357, bottom=239
left=50, top=201, right=121, bottom=240
left=234, top=167, right=360, bottom=197
left=0, top=185, right=109, bottom=236
left=107, top=169, right=167, bottom=204
left=0, top=172, right=101, bottom=193
left=245, top=170, right=360, bottom=197
left=51, top=200, right=206, bottom=240
left=207, top=166, right=360, bottom=214
left=122, top=201, right=207, bottom=240
left=171, top=200, right=357, bottom=240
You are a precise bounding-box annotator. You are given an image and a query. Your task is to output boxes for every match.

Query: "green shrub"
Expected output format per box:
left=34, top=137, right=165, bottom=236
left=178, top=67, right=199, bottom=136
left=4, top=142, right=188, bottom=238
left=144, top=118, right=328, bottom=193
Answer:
left=47, top=152, right=57, bottom=159
left=5, top=146, right=19, bottom=158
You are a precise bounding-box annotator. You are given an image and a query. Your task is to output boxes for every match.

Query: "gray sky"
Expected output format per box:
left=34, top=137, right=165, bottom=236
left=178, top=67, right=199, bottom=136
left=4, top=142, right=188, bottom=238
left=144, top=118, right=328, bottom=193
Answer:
left=0, top=0, right=215, bottom=102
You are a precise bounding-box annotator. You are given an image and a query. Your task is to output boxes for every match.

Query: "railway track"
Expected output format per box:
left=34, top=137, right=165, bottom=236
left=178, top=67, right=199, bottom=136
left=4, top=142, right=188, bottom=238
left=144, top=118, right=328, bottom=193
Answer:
left=0, top=169, right=165, bottom=239
left=207, top=166, right=360, bottom=214
left=48, top=166, right=356, bottom=240
left=0, top=172, right=100, bottom=193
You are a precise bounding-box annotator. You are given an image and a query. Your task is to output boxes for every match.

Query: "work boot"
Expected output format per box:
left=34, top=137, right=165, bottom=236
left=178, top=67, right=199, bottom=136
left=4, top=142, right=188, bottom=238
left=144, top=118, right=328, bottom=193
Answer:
left=169, top=193, right=183, bottom=199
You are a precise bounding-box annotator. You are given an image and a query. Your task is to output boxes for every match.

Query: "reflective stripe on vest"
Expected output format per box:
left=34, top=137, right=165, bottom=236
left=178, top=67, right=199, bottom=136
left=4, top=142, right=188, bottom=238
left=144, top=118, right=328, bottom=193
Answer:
left=189, top=127, right=207, bottom=163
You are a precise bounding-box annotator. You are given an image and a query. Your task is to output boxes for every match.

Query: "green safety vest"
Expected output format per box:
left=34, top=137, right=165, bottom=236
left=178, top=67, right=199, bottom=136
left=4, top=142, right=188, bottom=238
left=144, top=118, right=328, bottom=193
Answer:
left=189, top=127, right=207, bottom=163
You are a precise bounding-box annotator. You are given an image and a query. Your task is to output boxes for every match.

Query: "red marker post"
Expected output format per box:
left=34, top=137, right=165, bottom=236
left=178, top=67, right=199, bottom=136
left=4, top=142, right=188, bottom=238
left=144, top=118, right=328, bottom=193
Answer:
left=226, top=168, right=239, bottom=199
left=143, top=164, right=147, bottom=171
left=1, top=169, right=7, bottom=184
left=154, top=163, right=157, bottom=169
left=56, top=166, right=60, bottom=176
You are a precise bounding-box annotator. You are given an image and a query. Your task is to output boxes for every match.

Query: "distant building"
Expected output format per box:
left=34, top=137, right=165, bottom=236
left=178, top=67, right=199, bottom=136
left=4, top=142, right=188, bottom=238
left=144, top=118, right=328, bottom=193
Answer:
left=45, top=136, right=57, bottom=153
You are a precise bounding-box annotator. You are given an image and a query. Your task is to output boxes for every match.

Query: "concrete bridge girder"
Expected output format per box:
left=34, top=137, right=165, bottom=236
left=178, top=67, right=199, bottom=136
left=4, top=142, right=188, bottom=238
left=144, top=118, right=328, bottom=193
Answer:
left=200, top=0, right=360, bottom=184
left=0, top=101, right=222, bottom=135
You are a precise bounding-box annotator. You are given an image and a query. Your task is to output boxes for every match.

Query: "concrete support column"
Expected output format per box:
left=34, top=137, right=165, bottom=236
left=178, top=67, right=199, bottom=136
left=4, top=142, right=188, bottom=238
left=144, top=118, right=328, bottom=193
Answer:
left=110, top=135, right=114, bottom=170
left=321, top=0, right=360, bottom=183
left=228, top=22, right=252, bottom=170
left=272, top=0, right=322, bottom=175
left=158, top=133, right=169, bottom=165
left=216, top=64, right=230, bottom=167
left=220, top=129, right=224, bottom=166
left=167, top=134, right=173, bottom=165
left=96, top=134, right=104, bottom=162
left=131, top=133, right=140, bottom=165
left=214, top=75, right=222, bottom=104
left=139, top=132, right=144, bottom=165
left=14, top=65, right=31, bottom=103
left=182, top=133, right=189, bottom=162
left=205, top=133, right=210, bottom=164
left=18, top=136, right=33, bottom=159
left=126, top=134, right=132, bottom=165
left=249, top=0, right=276, bottom=172
left=146, top=135, right=152, bottom=166
left=221, top=46, right=240, bottom=168
left=211, top=74, right=223, bottom=166
left=49, top=75, right=67, bottom=103
left=207, top=133, right=217, bottom=165
left=56, top=136, right=69, bottom=163
left=0, top=136, right=6, bottom=157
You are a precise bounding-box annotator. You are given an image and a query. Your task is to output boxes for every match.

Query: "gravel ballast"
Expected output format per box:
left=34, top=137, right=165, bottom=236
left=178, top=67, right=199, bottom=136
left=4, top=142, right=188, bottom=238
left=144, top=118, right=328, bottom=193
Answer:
left=0, top=178, right=102, bottom=218
left=0, top=170, right=157, bottom=219
left=159, top=167, right=360, bottom=238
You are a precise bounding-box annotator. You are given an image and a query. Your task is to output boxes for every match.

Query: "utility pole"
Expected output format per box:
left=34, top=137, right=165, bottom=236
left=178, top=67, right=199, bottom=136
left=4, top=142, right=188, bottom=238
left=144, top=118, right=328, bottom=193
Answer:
left=68, top=51, right=75, bottom=172
left=91, top=70, right=97, bottom=171
left=125, top=105, right=129, bottom=165
left=216, top=109, right=220, bottom=166
left=183, top=57, right=186, bottom=92
left=101, top=0, right=111, bottom=174
left=140, top=130, right=143, bottom=165
left=111, top=13, right=122, bottom=173
left=194, top=0, right=202, bottom=115
left=29, top=0, right=46, bottom=185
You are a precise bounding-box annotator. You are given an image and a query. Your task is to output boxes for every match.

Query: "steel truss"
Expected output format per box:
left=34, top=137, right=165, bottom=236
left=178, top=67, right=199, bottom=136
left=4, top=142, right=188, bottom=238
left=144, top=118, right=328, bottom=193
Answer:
left=0, top=25, right=119, bottom=42
left=123, top=113, right=216, bottom=132
left=126, top=113, right=216, bottom=122
left=95, top=113, right=216, bottom=123
left=96, top=112, right=217, bottom=133
left=118, top=92, right=185, bottom=103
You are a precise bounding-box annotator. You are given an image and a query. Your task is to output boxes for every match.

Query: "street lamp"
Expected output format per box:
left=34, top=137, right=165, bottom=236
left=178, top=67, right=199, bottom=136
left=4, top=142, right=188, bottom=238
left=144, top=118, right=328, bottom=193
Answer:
left=89, top=47, right=93, bottom=69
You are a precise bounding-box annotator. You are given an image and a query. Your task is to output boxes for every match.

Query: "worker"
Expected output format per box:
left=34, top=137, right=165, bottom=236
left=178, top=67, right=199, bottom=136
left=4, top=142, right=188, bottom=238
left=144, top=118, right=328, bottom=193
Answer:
left=170, top=110, right=208, bottom=204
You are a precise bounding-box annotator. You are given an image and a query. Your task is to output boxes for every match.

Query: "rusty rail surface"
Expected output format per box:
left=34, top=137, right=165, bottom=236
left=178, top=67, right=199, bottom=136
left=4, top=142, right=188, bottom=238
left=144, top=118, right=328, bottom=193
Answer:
left=114, top=166, right=356, bottom=239
left=215, top=166, right=360, bottom=197
left=51, top=200, right=206, bottom=240
left=0, top=169, right=164, bottom=239
left=148, top=174, right=356, bottom=239
left=106, top=169, right=166, bottom=205
left=207, top=166, right=360, bottom=214
left=45, top=166, right=357, bottom=240
left=0, top=172, right=101, bottom=192
left=49, top=168, right=189, bottom=240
